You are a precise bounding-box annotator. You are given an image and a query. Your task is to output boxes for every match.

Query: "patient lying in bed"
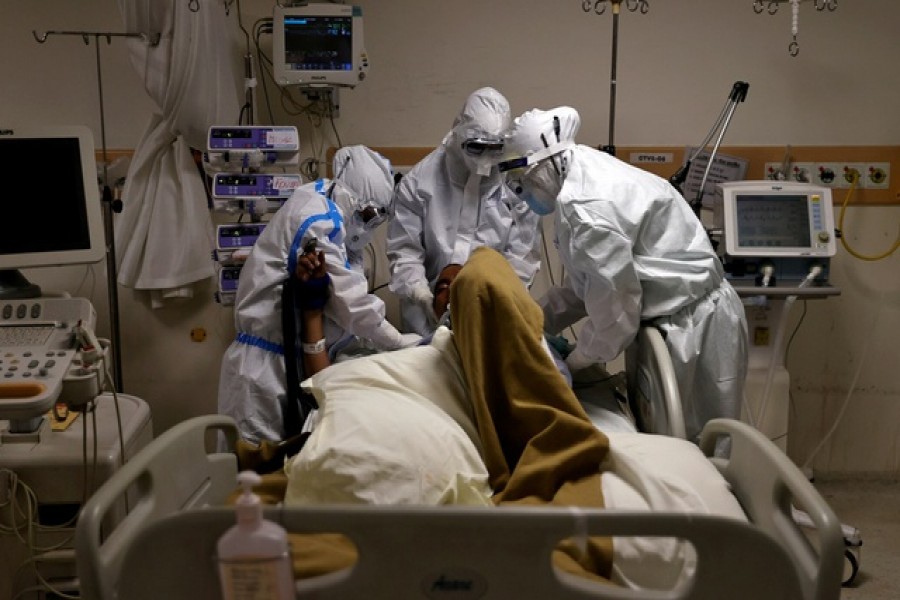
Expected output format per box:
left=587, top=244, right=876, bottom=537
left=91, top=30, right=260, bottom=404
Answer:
left=284, top=246, right=747, bottom=590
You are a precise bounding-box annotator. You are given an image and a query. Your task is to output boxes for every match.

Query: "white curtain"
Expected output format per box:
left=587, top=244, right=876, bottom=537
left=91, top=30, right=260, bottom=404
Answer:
left=115, top=0, right=243, bottom=307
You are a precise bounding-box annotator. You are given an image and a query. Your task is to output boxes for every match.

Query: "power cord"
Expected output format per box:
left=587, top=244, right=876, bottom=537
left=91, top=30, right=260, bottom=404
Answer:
left=1, top=333, right=129, bottom=599
left=837, top=172, right=899, bottom=261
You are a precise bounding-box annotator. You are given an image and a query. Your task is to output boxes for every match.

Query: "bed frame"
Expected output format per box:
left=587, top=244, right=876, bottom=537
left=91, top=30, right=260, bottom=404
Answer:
left=75, top=413, right=844, bottom=600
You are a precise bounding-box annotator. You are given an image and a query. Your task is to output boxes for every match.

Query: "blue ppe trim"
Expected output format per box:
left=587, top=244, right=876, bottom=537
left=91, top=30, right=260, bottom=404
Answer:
left=287, top=181, right=346, bottom=274
left=235, top=332, right=284, bottom=356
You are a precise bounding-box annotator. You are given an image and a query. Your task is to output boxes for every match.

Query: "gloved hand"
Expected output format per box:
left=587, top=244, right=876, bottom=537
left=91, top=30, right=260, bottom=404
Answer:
left=295, top=250, right=331, bottom=310
left=399, top=333, right=423, bottom=348
left=545, top=334, right=574, bottom=359
left=409, top=284, right=434, bottom=310
left=564, top=346, right=595, bottom=373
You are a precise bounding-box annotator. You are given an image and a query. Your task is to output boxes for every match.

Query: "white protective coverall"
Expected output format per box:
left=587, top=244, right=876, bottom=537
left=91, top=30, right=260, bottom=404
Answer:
left=503, top=107, right=748, bottom=442
left=218, top=146, right=409, bottom=443
left=386, top=87, right=542, bottom=335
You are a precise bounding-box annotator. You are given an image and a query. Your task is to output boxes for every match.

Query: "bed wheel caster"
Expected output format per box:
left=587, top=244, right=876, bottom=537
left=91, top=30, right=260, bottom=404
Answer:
left=842, top=545, right=860, bottom=587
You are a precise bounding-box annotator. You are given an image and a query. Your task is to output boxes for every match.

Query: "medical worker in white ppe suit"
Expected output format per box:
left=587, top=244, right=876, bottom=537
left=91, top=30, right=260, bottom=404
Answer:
left=218, top=145, right=418, bottom=444
left=499, top=106, right=748, bottom=443
left=387, top=87, right=542, bottom=336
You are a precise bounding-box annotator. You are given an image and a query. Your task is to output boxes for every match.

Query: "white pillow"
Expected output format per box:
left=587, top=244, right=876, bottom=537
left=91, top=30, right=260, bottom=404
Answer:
left=601, top=432, right=748, bottom=590
left=284, top=328, right=492, bottom=506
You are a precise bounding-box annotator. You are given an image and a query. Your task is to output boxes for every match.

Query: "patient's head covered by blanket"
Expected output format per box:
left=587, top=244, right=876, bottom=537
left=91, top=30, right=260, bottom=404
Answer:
left=450, top=246, right=614, bottom=581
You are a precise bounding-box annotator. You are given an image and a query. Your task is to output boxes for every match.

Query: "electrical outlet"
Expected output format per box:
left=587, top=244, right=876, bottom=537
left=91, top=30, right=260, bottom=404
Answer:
left=789, top=162, right=815, bottom=183
left=812, top=162, right=842, bottom=187
left=764, top=161, right=817, bottom=183
left=862, top=162, right=890, bottom=189
left=763, top=162, right=789, bottom=181
left=837, top=163, right=865, bottom=189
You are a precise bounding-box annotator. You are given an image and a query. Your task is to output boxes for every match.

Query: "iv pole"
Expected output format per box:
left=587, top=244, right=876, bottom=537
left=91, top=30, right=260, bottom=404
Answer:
left=582, top=0, right=650, bottom=157
left=602, top=1, right=621, bottom=156
left=32, top=29, right=161, bottom=393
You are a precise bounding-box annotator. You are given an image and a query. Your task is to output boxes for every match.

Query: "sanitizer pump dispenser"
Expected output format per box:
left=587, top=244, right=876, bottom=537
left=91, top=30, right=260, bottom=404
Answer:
left=217, top=471, right=295, bottom=600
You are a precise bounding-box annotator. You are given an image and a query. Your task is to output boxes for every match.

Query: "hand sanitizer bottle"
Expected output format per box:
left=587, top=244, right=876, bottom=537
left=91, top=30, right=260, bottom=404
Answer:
left=217, top=471, right=295, bottom=600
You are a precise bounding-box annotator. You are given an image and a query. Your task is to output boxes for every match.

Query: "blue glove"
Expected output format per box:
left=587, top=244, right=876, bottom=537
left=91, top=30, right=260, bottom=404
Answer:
left=295, top=273, right=331, bottom=310
left=545, top=334, right=575, bottom=359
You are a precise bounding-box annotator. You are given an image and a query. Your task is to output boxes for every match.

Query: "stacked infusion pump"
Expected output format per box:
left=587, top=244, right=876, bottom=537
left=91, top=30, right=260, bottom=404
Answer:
left=205, top=126, right=302, bottom=306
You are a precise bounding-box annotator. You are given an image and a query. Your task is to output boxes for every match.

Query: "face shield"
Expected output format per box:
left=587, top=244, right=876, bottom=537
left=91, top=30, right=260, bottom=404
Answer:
left=499, top=108, right=580, bottom=216
left=498, top=139, right=571, bottom=216
left=501, top=159, right=562, bottom=216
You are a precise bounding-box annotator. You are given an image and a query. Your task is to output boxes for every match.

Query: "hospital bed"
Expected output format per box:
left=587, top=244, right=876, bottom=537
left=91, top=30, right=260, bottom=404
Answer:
left=75, top=341, right=845, bottom=600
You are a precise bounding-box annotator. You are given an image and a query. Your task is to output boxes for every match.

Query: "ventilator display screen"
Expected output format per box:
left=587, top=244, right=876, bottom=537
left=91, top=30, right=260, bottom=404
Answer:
left=719, top=181, right=836, bottom=258
left=735, top=194, right=811, bottom=248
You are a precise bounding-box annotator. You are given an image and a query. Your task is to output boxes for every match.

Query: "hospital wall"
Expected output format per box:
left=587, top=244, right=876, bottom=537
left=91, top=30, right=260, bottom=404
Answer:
left=2, top=0, right=898, bottom=478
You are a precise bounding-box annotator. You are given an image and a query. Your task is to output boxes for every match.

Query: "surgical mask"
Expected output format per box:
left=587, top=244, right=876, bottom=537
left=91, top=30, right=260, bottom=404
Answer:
left=344, top=213, right=373, bottom=252
left=504, top=160, right=561, bottom=216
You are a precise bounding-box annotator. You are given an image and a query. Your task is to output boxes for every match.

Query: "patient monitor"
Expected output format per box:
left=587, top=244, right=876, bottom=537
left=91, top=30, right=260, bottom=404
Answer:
left=272, top=3, right=369, bottom=89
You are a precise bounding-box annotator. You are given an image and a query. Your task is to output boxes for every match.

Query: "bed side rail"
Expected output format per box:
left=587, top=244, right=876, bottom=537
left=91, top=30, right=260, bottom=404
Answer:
left=75, top=414, right=239, bottom=600
left=624, top=325, right=686, bottom=439
left=699, top=418, right=843, bottom=600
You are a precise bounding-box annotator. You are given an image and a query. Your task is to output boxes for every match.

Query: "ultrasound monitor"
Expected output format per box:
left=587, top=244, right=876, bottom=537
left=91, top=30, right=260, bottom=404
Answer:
left=272, top=3, right=369, bottom=88
left=0, top=126, right=106, bottom=299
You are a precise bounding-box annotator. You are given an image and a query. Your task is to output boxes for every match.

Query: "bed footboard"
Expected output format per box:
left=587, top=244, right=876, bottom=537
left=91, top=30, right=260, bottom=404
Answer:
left=699, top=418, right=844, bottom=600
left=113, top=504, right=807, bottom=600
left=75, top=414, right=239, bottom=600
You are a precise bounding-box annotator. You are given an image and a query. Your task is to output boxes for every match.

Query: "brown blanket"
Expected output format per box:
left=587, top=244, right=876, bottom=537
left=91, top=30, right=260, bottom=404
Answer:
left=450, top=246, right=613, bottom=582
left=248, top=247, right=612, bottom=582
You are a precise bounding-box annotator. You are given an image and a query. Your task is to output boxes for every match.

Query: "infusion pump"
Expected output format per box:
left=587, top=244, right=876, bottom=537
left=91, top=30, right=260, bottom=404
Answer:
left=205, top=125, right=301, bottom=306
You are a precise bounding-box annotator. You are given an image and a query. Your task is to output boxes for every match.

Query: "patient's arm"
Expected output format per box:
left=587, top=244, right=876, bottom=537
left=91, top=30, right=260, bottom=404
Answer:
left=295, top=249, right=331, bottom=376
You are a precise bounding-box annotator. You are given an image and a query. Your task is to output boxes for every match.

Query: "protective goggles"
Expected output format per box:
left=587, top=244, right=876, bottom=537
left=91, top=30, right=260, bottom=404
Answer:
left=358, top=204, right=390, bottom=230
left=460, top=137, right=505, bottom=157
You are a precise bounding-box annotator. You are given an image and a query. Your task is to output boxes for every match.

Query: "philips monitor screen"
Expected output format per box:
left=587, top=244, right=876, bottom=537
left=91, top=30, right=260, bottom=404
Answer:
left=273, top=4, right=368, bottom=88
left=0, top=126, right=105, bottom=297
left=719, top=181, right=836, bottom=258
left=285, top=15, right=352, bottom=71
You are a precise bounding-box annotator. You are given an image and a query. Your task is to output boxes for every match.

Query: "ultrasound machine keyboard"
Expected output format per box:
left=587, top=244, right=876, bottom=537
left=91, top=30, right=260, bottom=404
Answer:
left=0, top=324, right=56, bottom=347
left=0, top=297, right=96, bottom=423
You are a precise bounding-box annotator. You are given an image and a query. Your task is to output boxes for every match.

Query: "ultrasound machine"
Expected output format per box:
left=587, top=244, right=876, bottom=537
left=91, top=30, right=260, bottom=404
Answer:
left=0, top=126, right=152, bottom=600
